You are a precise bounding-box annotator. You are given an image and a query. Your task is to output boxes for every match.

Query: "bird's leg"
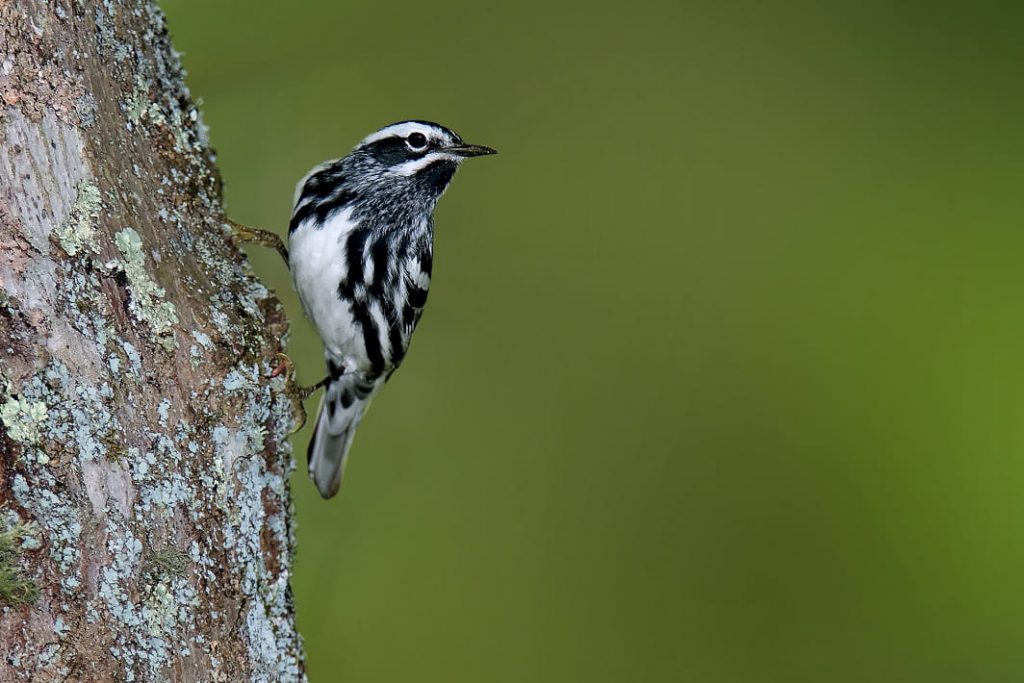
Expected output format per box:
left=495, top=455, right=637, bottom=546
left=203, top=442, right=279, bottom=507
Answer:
left=228, top=219, right=290, bottom=267
left=271, top=353, right=331, bottom=434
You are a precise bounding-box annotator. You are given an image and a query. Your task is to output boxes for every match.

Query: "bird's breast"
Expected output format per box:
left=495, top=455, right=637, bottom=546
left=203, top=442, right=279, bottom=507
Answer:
left=289, top=208, right=366, bottom=361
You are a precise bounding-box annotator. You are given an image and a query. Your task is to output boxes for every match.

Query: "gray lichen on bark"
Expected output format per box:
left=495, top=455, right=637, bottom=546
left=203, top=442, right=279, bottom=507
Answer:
left=0, top=1, right=306, bottom=680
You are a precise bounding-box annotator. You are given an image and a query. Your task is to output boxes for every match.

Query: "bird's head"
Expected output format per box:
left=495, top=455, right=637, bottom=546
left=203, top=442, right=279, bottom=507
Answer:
left=289, top=120, right=495, bottom=234
left=350, top=120, right=496, bottom=198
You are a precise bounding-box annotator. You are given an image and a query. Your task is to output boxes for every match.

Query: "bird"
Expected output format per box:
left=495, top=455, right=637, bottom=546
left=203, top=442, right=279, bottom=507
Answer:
left=279, top=120, right=495, bottom=499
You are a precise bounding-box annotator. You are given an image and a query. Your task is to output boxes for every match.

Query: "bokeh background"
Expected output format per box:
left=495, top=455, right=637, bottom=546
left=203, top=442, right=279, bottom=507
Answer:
left=161, top=1, right=1024, bottom=681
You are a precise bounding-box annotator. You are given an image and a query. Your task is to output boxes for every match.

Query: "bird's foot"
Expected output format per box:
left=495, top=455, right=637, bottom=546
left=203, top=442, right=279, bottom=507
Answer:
left=269, top=352, right=292, bottom=379
left=271, top=353, right=330, bottom=435
left=228, top=219, right=290, bottom=267
left=272, top=353, right=309, bottom=434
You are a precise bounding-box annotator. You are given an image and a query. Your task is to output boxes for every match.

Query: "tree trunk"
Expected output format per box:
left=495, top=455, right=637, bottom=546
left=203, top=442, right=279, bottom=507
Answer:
left=0, top=1, right=306, bottom=680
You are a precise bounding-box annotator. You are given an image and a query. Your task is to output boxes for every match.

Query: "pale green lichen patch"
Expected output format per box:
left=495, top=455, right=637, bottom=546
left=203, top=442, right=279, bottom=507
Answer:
left=113, top=228, right=179, bottom=350
left=0, top=515, right=40, bottom=607
left=142, top=579, right=177, bottom=636
left=55, top=182, right=102, bottom=256
left=0, top=395, right=48, bottom=444
left=124, top=76, right=166, bottom=128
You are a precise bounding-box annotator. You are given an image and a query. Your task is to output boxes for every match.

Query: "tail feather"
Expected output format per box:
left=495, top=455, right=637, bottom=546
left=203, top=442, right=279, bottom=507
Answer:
left=307, top=374, right=372, bottom=499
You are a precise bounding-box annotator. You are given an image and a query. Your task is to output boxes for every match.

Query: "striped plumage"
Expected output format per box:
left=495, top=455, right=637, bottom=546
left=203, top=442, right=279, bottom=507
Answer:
left=288, top=121, right=495, bottom=499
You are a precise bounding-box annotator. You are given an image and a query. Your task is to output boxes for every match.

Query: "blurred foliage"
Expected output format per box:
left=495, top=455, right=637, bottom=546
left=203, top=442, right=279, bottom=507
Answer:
left=162, top=1, right=1024, bottom=680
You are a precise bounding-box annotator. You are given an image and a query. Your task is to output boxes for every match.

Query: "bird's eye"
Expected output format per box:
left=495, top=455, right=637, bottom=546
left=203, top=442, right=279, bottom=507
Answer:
left=407, top=132, right=428, bottom=150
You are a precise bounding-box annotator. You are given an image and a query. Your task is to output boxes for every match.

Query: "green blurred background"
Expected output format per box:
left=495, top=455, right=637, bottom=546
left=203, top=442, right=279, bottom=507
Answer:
left=161, top=1, right=1024, bottom=680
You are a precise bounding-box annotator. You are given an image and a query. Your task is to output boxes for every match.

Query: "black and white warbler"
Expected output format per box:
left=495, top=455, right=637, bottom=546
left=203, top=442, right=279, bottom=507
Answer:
left=235, top=121, right=495, bottom=498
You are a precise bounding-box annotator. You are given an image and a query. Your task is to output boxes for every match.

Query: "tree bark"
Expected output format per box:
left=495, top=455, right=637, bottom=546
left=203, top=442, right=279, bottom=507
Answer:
left=0, top=1, right=305, bottom=680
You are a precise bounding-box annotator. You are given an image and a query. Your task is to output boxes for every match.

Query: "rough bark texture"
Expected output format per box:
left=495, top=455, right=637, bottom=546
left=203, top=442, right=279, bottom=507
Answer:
left=0, top=1, right=306, bottom=680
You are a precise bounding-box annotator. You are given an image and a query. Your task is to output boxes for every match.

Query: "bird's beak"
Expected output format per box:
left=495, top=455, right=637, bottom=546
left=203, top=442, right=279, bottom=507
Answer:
left=446, top=143, right=497, bottom=158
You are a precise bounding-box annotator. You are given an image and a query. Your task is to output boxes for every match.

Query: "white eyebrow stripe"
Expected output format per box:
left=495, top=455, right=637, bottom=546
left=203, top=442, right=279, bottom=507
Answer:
left=361, top=122, right=438, bottom=146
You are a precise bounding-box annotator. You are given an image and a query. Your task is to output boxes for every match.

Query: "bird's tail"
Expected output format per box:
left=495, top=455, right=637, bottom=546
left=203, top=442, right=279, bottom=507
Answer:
left=307, top=373, right=374, bottom=499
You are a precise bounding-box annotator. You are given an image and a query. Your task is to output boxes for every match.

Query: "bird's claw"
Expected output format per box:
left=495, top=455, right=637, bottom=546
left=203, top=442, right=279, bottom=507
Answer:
left=270, top=352, right=293, bottom=380
left=286, top=397, right=308, bottom=436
